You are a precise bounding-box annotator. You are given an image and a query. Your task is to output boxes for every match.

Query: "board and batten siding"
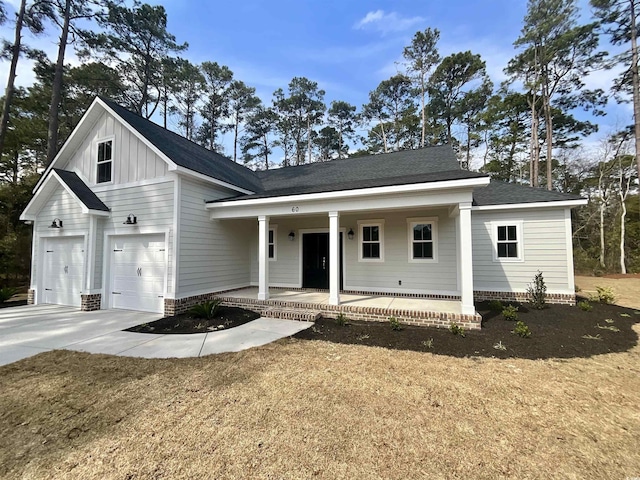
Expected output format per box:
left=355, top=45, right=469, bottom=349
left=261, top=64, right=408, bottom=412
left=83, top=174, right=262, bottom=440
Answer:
left=65, top=111, right=168, bottom=186
left=472, top=208, right=572, bottom=294
left=33, top=185, right=89, bottom=294
left=178, top=178, right=253, bottom=297
left=93, top=180, right=174, bottom=290
left=249, top=209, right=459, bottom=295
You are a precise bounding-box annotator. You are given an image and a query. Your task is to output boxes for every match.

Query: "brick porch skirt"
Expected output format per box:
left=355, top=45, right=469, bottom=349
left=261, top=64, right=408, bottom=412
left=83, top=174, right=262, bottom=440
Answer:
left=81, top=294, right=102, bottom=311
left=474, top=290, right=576, bottom=306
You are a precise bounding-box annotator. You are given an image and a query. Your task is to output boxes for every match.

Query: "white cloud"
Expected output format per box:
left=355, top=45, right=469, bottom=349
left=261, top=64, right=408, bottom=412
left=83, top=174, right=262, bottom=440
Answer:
left=354, top=10, right=425, bottom=35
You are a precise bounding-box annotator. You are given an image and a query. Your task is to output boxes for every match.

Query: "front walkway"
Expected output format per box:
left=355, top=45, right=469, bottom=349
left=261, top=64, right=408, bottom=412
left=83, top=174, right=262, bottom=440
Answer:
left=0, top=305, right=311, bottom=367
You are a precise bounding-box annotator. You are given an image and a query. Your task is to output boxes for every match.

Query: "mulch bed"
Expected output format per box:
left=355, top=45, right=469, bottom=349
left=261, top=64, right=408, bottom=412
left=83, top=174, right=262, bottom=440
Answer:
left=125, top=306, right=260, bottom=334
left=293, top=299, right=640, bottom=359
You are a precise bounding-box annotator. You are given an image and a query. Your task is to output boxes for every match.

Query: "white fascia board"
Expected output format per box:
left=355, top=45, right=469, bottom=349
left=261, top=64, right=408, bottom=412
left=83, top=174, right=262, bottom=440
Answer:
left=33, top=97, right=104, bottom=192
left=169, top=165, right=255, bottom=195
left=207, top=176, right=490, bottom=211
left=472, top=199, right=587, bottom=211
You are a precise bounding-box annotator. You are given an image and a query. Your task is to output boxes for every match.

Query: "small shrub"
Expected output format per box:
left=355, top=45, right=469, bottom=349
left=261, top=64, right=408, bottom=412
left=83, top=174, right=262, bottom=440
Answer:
left=488, top=300, right=504, bottom=311
left=389, top=316, right=403, bottom=331
left=502, top=305, right=519, bottom=321
left=512, top=320, right=531, bottom=338
left=527, top=271, right=547, bottom=309
left=449, top=322, right=466, bottom=337
left=493, top=341, right=507, bottom=351
left=577, top=300, right=592, bottom=312
left=590, top=286, right=616, bottom=304
left=422, top=338, right=434, bottom=349
left=189, top=299, right=222, bottom=320
left=335, top=313, right=349, bottom=326
left=0, top=287, right=17, bottom=303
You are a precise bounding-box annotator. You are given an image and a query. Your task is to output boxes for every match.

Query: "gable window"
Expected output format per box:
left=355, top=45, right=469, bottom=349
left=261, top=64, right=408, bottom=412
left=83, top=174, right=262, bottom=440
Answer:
left=97, top=139, right=113, bottom=183
left=493, top=222, right=523, bottom=262
left=268, top=227, right=276, bottom=260
left=358, top=220, right=384, bottom=262
left=407, top=218, right=438, bottom=263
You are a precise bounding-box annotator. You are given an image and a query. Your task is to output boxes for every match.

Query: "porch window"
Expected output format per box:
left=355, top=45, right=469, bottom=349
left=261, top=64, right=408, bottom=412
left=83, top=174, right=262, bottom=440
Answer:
left=493, top=222, right=523, bottom=262
left=407, top=218, right=438, bottom=263
left=97, top=139, right=113, bottom=183
left=268, top=227, right=277, bottom=260
left=358, top=220, right=384, bottom=262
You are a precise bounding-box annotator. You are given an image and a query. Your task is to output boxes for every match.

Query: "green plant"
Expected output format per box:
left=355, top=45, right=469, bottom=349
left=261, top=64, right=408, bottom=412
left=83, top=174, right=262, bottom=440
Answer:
left=422, top=338, right=434, bottom=349
left=512, top=321, right=531, bottom=338
left=577, top=300, right=592, bottom=312
left=335, top=313, right=349, bottom=326
left=188, top=299, right=222, bottom=320
left=488, top=300, right=504, bottom=311
left=449, top=322, right=466, bottom=337
left=527, top=271, right=547, bottom=309
left=0, top=287, right=17, bottom=303
left=389, top=316, right=403, bottom=331
left=590, top=286, right=616, bottom=304
left=493, top=341, right=507, bottom=351
left=502, top=305, right=519, bottom=321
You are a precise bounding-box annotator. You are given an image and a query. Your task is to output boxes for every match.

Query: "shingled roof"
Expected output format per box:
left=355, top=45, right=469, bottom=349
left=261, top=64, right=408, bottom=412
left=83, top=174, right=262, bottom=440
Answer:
left=53, top=169, right=109, bottom=212
left=99, top=97, right=263, bottom=193
left=472, top=181, right=583, bottom=206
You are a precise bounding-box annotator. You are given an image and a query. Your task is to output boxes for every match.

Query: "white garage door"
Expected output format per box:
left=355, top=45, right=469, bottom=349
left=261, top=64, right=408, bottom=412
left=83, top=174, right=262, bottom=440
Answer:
left=42, top=236, right=84, bottom=307
left=110, top=234, right=166, bottom=313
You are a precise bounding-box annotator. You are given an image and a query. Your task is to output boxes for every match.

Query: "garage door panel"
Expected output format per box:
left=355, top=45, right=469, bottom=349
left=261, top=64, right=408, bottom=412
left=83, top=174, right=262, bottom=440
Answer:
left=110, top=234, right=166, bottom=313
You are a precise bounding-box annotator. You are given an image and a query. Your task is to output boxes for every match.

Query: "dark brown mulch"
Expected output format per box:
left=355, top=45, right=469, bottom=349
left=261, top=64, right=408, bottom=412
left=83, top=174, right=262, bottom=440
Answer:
left=124, top=306, right=260, bottom=334
left=293, top=299, right=640, bottom=360
left=0, top=299, right=28, bottom=309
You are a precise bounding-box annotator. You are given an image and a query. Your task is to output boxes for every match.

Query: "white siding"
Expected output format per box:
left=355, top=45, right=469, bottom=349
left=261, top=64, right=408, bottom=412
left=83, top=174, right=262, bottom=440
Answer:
left=94, top=181, right=174, bottom=291
left=65, top=111, right=168, bottom=185
left=33, top=186, right=89, bottom=299
left=472, top=208, right=572, bottom=294
left=178, top=178, right=252, bottom=296
left=250, top=209, right=459, bottom=294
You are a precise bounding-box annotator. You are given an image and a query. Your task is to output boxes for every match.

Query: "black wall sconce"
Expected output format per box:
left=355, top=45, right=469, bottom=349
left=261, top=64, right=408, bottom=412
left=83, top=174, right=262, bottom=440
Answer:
left=123, top=213, right=137, bottom=225
left=288, top=231, right=295, bottom=241
left=49, top=218, right=63, bottom=229
left=347, top=228, right=354, bottom=240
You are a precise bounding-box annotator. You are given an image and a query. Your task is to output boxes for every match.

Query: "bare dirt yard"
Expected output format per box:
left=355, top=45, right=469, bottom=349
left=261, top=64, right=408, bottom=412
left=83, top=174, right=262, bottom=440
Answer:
left=1, top=301, right=639, bottom=480
left=575, top=274, right=640, bottom=310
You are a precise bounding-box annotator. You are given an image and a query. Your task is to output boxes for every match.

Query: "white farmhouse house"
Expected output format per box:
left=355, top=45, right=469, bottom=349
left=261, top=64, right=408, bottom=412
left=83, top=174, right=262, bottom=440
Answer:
left=20, top=97, right=586, bottom=329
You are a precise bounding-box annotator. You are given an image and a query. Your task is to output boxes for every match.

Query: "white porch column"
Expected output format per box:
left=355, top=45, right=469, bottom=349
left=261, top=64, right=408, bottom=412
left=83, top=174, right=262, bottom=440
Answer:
left=328, top=211, right=340, bottom=306
left=458, top=202, right=475, bottom=315
left=258, top=215, right=269, bottom=300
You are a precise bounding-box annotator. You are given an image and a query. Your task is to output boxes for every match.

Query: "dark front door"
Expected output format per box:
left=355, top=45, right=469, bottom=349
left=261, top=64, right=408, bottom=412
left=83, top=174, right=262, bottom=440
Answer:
left=302, top=233, right=343, bottom=289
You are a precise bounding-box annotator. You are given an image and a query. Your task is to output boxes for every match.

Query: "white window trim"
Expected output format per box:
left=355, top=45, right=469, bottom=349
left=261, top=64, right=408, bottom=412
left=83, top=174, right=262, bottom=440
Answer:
left=268, top=225, right=277, bottom=261
left=357, top=219, right=384, bottom=262
left=407, top=217, right=439, bottom=263
left=491, top=220, right=524, bottom=263
left=96, top=136, right=115, bottom=185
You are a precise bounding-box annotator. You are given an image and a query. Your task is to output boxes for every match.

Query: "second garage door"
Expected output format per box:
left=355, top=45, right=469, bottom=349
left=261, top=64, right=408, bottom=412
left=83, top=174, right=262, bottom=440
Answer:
left=110, top=234, right=166, bottom=313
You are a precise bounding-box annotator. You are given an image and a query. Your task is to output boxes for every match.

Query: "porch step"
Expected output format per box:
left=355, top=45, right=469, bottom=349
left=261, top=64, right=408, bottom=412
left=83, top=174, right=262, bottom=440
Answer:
left=262, top=308, right=321, bottom=322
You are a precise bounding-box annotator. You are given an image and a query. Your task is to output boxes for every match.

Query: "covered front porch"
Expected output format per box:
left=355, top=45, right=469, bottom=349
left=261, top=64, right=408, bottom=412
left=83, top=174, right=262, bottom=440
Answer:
left=215, top=287, right=482, bottom=330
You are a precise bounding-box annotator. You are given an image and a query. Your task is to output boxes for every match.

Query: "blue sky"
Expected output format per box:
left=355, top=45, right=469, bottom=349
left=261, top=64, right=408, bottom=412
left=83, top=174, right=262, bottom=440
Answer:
left=0, top=0, right=631, bottom=163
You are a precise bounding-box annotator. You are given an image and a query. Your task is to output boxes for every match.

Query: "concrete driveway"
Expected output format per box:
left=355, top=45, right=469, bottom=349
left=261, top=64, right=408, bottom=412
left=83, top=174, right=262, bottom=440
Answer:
left=0, top=304, right=311, bottom=367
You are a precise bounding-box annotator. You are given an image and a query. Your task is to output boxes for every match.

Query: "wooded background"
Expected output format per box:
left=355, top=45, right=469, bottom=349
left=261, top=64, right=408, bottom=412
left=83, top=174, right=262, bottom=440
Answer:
left=0, top=0, right=637, bottom=287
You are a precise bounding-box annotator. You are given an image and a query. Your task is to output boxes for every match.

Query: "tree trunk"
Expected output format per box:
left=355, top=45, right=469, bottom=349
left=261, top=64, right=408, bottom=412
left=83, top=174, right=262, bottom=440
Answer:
left=307, top=117, right=312, bottom=164
left=630, top=0, right=640, bottom=183
left=620, top=191, right=627, bottom=274
left=530, top=98, right=539, bottom=187
left=233, top=117, right=239, bottom=162
left=465, top=124, right=471, bottom=170
left=379, top=121, right=388, bottom=153
left=47, top=0, right=72, bottom=164
left=420, top=72, right=426, bottom=148
left=0, top=0, right=27, bottom=161
left=544, top=95, right=553, bottom=190
left=262, top=132, right=269, bottom=170
left=598, top=166, right=606, bottom=269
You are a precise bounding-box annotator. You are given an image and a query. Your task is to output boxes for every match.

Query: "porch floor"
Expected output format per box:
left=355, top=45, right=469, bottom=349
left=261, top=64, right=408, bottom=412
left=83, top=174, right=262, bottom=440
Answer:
left=224, top=287, right=463, bottom=315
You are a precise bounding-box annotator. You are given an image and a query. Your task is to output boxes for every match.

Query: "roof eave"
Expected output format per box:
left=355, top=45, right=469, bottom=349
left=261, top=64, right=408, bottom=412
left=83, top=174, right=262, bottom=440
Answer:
left=472, top=199, right=587, bottom=211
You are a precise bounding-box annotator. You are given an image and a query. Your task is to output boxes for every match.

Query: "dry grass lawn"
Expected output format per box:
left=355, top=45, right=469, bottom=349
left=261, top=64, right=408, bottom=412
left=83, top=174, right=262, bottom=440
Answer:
left=1, top=328, right=640, bottom=480
left=575, top=275, right=640, bottom=310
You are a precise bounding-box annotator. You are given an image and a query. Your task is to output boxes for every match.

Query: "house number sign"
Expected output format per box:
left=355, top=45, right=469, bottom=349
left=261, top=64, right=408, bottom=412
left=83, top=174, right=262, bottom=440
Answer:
left=291, top=206, right=299, bottom=213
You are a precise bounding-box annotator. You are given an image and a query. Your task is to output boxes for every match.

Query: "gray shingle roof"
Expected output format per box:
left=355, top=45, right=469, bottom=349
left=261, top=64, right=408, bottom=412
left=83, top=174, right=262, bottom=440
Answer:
left=99, top=97, right=263, bottom=193
left=473, top=180, right=583, bottom=206
left=53, top=169, right=109, bottom=212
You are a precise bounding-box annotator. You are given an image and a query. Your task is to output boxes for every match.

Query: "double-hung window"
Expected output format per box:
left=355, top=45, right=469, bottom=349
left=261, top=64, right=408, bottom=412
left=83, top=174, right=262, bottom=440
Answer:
left=358, top=220, right=384, bottom=262
left=97, top=139, right=113, bottom=183
left=493, top=222, right=523, bottom=261
left=407, top=218, right=438, bottom=262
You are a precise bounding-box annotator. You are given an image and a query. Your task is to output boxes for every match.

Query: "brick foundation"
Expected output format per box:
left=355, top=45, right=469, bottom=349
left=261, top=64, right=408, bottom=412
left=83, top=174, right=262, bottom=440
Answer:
left=81, top=293, right=102, bottom=311
left=27, top=289, right=35, bottom=305
left=474, top=290, right=576, bottom=306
